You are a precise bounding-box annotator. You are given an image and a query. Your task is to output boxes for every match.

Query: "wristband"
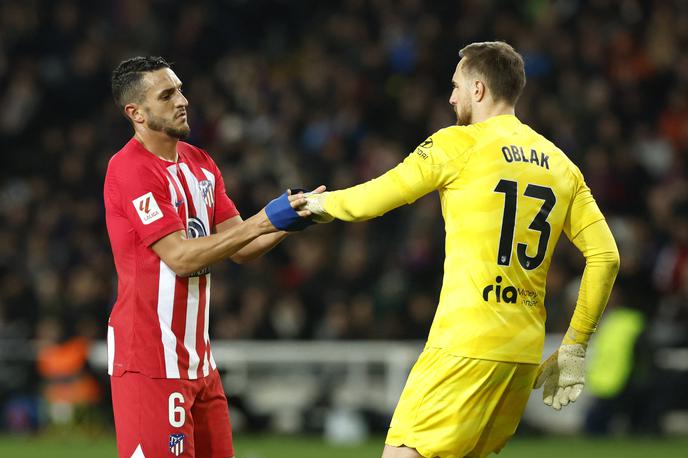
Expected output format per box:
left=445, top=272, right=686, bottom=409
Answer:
left=265, top=189, right=316, bottom=231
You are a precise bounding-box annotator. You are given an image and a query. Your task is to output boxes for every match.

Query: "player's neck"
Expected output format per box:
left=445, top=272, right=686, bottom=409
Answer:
left=471, top=103, right=515, bottom=124
left=134, top=130, right=179, bottom=162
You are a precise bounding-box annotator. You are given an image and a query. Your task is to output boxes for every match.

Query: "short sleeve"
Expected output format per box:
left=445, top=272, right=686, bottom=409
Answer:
left=563, top=167, right=605, bottom=240
left=115, top=164, right=185, bottom=247
left=208, top=159, right=240, bottom=225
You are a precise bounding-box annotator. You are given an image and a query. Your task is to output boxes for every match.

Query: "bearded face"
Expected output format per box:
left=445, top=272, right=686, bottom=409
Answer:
left=145, top=108, right=190, bottom=139
left=449, top=62, right=475, bottom=126
left=129, top=68, right=191, bottom=139
left=454, top=99, right=473, bottom=126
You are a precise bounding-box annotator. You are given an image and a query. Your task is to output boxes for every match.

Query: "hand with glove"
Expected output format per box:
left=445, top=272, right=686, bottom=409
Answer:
left=302, top=191, right=335, bottom=223
left=264, top=185, right=327, bottom=231
left=533, top=327, right=589, bottom=410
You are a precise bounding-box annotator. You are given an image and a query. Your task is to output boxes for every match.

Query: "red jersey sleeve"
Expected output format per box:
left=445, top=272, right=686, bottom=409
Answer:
left=210, top=160, right=240, bottom=225
left=114, top=163, right=185, bottom=247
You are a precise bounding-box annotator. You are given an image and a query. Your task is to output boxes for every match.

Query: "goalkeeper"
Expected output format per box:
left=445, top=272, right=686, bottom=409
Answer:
left=303, top=41, right=619, bottom=458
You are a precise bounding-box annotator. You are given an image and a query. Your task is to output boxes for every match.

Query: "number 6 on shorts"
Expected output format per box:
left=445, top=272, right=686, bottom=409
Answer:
left=169, top=392, right=185, bottom=427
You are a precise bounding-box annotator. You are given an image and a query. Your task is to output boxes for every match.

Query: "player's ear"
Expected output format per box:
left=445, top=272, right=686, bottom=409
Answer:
left=125, top=103, right=145, bottom=124
left=474, top=79, right=486, bottom=103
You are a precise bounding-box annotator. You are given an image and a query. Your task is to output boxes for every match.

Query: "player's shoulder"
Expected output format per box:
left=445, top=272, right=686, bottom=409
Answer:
left=178, top=141, right=215, bottom=165
left=106, top=141, right=137, bottom=181
left=523, top=124, right=584, bottom=183
left=534, top=128, right=579, bottom=169
left=106, top=139, right=169, bottom=188
left=414, top=126, right=477, bottom=165
left=429, top=125, right=478, bottom=150
left=107, top=138, right=153, bottom=172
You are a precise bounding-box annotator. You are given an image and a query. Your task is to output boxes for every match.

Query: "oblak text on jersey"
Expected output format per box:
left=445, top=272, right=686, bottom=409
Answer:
left=501, top=145, right=550, bottom=169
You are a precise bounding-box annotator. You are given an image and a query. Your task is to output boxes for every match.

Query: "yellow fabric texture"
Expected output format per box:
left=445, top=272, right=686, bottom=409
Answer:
left=323, top=115, right=618, bottom=363
left=386, top=348, right=538, bottom=458
left=567, top=219, right=620, bottom=337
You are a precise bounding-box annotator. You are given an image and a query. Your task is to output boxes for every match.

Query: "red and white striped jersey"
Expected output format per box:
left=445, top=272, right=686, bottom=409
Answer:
left=104, top=138, right=239, bottom=379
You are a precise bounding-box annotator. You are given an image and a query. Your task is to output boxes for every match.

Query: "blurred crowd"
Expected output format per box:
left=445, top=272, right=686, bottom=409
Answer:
left=1, top=0, right=688, bottom=434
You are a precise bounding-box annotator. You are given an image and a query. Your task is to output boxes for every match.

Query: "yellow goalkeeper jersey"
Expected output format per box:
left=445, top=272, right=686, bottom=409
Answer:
left=323, top=115, right=606, bottom=363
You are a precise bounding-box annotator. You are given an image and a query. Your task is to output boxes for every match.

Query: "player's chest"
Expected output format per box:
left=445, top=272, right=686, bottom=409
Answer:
left=163, top=162, right=215, bottom=237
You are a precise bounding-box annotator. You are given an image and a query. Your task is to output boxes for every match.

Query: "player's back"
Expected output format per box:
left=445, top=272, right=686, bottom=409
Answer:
left=426, top=115, right=604, bottom=364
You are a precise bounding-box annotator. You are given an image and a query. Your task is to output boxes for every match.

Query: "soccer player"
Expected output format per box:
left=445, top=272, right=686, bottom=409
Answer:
left=104, top=56, right=317, bottom=458
left=303, top=42, right=620, bottom=458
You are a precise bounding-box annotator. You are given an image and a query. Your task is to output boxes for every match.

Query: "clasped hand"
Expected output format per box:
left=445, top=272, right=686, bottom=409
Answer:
left=264, top=185, right=328, bottom=232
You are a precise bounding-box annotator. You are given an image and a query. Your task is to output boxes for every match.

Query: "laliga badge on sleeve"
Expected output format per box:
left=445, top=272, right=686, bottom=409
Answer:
left=133, top=192, right=163, bottom=225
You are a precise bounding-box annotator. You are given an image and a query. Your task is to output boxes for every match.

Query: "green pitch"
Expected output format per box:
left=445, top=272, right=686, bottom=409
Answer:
left=1, top=434, right=687, bottom=457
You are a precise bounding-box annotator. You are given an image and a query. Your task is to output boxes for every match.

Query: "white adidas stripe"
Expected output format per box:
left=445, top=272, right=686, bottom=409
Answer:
left=158, top=261, right=180, bottom=378
left=184, top=276, right=201, bottom=379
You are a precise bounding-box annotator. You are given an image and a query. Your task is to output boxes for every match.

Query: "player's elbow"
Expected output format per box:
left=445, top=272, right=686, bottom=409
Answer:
left=230, top=252, right=248, bottom=264
left=163, top=250, right=203, bottom=277
left=609, top=247, right=621, bottom=275
left=591, top=247, right=620, bottom=276
left=151, top=232, right=208, bottom=277
left=166, top=259, right=198, bottom=277
left=609, top=249, right=621, bottom=273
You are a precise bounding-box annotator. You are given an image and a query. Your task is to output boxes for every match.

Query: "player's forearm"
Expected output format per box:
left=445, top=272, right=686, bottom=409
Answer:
left=231, top=231, right=289, bottom=264
left=323, top=171, right=412, bottom=221
left=171, top=211, right=276, bottom=275
left=567, top=219, right=620, bottom=344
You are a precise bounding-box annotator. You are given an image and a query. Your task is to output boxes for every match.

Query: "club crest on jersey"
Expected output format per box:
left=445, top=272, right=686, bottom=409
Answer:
left=169, top=433, right=185, bottom=456
left=132, top=192, right=163, bottom=225
left=199, top=180, right=214, bottom=207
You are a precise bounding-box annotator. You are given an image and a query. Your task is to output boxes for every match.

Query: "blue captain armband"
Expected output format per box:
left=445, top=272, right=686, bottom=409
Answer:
left=265, top=188, right=316, bottom=231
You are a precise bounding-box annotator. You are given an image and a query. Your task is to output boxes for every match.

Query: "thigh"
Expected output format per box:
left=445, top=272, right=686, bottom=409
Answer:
left=192, top=370, right=234, bottom=458
left=386, top=350, right=531, bottom=458
left=111, top=372, right=199, bottom=458
left=468, top=362, right=538, bottom=458
left=386, top=347, right=466, bottom=458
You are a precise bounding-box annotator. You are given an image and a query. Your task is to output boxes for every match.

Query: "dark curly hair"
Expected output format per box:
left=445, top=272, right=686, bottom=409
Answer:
left=111, top=56, right=171, bottom=109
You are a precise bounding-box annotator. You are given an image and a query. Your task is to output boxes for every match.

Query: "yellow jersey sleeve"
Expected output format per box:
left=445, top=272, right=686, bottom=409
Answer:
left=563, top=166, right=605, bottom=239
left=566, top=218, right=620, bottom=338
left=323, top=127, right=472, bottom=221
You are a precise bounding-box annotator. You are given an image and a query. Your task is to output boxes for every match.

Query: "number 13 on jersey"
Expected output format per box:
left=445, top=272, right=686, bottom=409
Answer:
left=494, top=179, right=556, bottom=270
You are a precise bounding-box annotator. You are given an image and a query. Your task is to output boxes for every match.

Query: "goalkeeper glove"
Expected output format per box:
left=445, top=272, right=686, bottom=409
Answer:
left=265, top=189, right=316, bottom=231
left=533, top=343, right=586, bottom=410
left=303, top=192, right=334, bottom=223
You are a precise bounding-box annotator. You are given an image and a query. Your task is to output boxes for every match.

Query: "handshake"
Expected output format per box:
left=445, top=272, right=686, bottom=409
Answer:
left=264, top=185, right=333, bottom=232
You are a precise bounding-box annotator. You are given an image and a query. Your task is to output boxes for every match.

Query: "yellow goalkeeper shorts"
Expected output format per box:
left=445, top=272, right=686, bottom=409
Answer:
left=386, top=347, right=538, bottom=458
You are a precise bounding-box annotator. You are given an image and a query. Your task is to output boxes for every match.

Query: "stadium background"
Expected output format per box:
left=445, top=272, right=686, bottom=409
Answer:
left=1, top=0, right=688, bottom=456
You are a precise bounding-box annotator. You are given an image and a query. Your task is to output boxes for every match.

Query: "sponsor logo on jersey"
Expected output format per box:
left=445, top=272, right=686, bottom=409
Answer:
left=420, top=138, right=433, bottom=148
left=482, top=276, right=517, bottom=303
left=169, top=433, right=185, bottom=456
left=482, top=276, right=539, bottom=307
left=414, top=137, right=433, bottom=159
left=199, top=180, right=214, bottom=207
left=187, top=216, right=208, bottom=239
left=132, top=192, right=163, bottom=225
left=186, top=216, right=210, bottom=277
